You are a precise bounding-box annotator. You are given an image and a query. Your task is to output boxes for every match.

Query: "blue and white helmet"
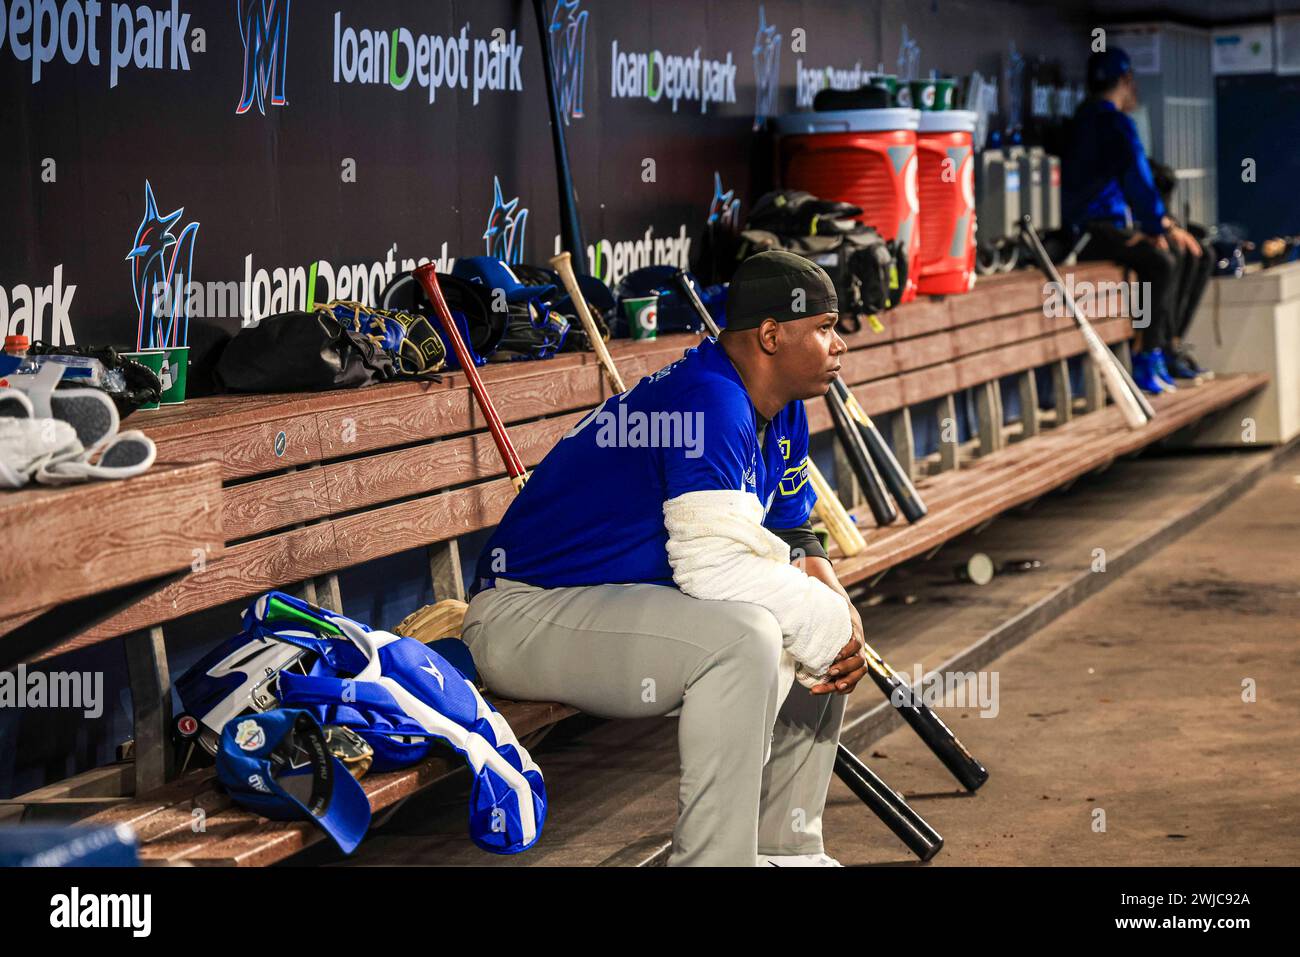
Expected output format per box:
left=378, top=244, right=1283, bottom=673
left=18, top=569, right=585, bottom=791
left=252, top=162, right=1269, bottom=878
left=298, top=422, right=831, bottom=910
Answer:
left=175, top=592, right=361, bottom=754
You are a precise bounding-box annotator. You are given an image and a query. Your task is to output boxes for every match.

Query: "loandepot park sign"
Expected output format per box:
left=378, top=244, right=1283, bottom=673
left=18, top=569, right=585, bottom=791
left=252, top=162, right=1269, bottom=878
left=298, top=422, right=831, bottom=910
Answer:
left=609, top=39, right=736, bottom=113
left=331, top=10, right=524, bottom=105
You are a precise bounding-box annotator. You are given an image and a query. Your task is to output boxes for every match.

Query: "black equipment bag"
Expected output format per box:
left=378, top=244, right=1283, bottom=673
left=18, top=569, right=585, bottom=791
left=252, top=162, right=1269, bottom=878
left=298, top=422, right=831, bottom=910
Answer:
left=214, top=308, right=396, bottom=392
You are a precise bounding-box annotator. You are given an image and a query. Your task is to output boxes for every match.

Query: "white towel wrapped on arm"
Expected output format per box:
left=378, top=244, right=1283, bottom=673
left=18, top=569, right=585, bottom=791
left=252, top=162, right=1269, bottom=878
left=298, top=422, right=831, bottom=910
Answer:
left=663, top=489, right=852, bottom=688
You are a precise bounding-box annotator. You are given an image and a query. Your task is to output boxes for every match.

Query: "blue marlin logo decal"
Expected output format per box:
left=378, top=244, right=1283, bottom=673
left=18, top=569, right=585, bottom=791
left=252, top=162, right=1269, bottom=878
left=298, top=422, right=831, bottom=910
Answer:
left=126, top=180, right=200, bottom=351
left=548, top=0, right=587, bottom=124
left=752, top=5, right=781, bottom=130
left=483, top=176, right=529, bottom=265
left=708, top=172, right=741, bottom=230
left=236, top=0, right=292, bottom=115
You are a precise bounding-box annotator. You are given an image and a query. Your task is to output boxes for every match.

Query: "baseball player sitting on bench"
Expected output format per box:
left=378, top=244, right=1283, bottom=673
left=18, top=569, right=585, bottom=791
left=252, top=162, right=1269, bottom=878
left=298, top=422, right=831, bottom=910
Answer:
left=463, top=251, right=867, bottom=866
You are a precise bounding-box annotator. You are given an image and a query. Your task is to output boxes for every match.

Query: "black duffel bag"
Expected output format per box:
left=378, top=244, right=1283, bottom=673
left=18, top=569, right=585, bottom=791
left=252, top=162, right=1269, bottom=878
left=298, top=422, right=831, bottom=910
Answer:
left=214, top=308, right=396, bottom=393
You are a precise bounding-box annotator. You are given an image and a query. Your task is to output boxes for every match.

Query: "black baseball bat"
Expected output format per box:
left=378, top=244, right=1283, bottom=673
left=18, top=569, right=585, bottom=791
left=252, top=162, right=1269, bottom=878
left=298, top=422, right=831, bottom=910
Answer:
left=825, top=387, right=898, bottom=527
left=533, top=0, right=587, bottom=272
left=830, top=378, right=928, bottom=523
left=675, top=267, right=987, bottom=792
left=833, top=748, right=943, bottom=861
left=857, top=651, right=989, bottom=792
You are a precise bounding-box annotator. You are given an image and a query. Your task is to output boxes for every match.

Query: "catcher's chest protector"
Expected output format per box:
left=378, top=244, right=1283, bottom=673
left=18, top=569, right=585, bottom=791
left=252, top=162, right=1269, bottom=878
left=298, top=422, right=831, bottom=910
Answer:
left=277, top=618, right=547, bottom=854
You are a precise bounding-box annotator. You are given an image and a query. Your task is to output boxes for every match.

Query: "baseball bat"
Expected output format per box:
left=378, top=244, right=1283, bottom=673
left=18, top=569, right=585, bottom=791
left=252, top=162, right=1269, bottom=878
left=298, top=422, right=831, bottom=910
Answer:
left=550, top=251, right=626, bottom=394
left=1019, top=217, right=1153, bottom=428
left=833, top=747, right=943, bottom=861
left=825, top=387, right=898, bottom=527
left=855, top=648, right=989, bottom=791
left=533, top=0, right=587, bottom=272
left=831, top=378, right=928, bottom=524
left=675, top=268, right=986, bottom=791
left=412, top=264, right=528, bottom=492
left=806, top=458, right=867, bottom=557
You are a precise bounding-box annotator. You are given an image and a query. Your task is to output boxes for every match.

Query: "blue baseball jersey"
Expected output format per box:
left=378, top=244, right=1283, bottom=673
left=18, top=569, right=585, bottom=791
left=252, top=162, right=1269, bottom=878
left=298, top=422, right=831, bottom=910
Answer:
left=1062, top=98, right=1167, bottom=235
left=471, top=337, right=816, bottom=592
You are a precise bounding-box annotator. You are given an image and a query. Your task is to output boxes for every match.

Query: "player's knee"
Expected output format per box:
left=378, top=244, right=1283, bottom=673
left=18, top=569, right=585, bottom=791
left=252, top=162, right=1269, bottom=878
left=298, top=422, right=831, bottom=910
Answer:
left=719, top=603, right=784, bottom=672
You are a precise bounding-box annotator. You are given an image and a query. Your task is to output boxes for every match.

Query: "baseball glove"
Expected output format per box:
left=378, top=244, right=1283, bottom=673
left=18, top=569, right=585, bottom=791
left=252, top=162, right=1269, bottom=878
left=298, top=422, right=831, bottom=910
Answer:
left=323, top=723, right=374, bottom=780
left=395, top=599, right=469, bottom=642
left=320, top=300, right=447, bottom=376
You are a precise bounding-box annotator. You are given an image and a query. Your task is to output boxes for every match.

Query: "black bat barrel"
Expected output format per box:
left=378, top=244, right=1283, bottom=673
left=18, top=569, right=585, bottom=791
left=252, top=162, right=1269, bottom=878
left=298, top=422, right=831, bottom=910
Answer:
left=825, top=389, right=897, bottom=526
left=833, top=745, right=943, bottom=861
left=533, top=0, right=588, bottom=272
left=865, top=664, right=990, bottom=792
left=831, top=378, right=928, bottom=524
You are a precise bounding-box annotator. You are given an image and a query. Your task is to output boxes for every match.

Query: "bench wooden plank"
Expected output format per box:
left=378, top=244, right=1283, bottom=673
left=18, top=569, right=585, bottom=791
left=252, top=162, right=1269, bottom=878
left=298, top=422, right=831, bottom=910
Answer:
left=225, top=412, right=587, bottom=541
left=0, top=462, right=225, bottom=620
left=830, top=373, right=1270, bottom=584
left=141, top=340, right=692, bottom=481
left=39, top=523, right=339, bottom=659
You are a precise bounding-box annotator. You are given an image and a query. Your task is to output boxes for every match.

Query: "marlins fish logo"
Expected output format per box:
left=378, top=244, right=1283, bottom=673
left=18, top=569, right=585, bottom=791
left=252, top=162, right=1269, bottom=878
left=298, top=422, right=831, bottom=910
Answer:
left=483, top=176, right=529, bottom=265
left=236, top=0, right=292, bottom=115
left=708, top=172, right=741, bottom=231
left=126, top=180, right=199, bottom=352
left=752, top=5, right=781, bottom=130
left=548, top=0, right=587, bottom=123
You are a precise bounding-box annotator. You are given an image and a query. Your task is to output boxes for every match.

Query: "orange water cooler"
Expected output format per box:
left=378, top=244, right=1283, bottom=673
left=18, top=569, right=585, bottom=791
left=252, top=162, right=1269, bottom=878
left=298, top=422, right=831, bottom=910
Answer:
left=915, top=110, right=978, bottom=295
left=774, top=109, right=922, bottom=302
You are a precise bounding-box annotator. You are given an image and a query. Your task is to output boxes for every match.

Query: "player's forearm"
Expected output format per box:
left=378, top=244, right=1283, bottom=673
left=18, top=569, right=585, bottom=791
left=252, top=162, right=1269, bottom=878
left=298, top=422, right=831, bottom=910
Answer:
left=802, top=555, right=850, bottom=604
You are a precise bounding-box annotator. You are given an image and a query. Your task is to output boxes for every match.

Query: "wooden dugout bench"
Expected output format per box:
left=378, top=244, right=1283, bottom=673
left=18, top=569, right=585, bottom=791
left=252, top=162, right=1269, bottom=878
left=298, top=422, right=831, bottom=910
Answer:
left=1, top=263, right=1268, bottom=864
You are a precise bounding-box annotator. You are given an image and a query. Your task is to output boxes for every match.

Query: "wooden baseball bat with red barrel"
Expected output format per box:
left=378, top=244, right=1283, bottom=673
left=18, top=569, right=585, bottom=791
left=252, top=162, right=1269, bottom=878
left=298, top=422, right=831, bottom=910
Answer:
left=412, top=264, right=528, bottom=492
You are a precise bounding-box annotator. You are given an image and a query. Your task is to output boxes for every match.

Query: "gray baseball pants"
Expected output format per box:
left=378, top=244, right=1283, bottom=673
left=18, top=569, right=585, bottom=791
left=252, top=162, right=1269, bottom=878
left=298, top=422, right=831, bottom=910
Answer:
left=462, top=577, right=845, bottom=866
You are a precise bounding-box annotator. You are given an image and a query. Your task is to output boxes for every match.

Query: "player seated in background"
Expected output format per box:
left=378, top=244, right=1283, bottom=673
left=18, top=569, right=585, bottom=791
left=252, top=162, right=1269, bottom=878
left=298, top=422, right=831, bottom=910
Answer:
left=462, top=251, right=866, bottom=866
left=1062, top=47, right=1211, bottom=393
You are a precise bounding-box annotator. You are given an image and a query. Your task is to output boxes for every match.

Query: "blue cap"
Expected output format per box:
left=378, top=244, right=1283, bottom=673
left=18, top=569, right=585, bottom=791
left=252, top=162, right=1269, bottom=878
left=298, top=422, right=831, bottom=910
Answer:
left=1088, top=47, right=1131, bottom=89
left=452, top=256, right=555, bottom=304
left=216, top=709, right=371, bottom=854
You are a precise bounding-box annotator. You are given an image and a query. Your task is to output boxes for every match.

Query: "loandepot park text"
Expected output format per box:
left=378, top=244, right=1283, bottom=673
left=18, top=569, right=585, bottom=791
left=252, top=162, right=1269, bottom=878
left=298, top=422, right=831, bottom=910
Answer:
left=889, top=665, right=1000, bottom=718
left=0, top=664, right=103, bottom=718
left=1042, top=276, right=1151, bottom=329
left=231, top=242, right=455, bottom=326
left=331, top=11, right=523, bottom=105
left=609, top=39, right=737, bottom=113
left=584, top=403, right=706, bottom=459
left=2, top=0, right=195, bottom=88
left=795, top=59, right=874, bottom=109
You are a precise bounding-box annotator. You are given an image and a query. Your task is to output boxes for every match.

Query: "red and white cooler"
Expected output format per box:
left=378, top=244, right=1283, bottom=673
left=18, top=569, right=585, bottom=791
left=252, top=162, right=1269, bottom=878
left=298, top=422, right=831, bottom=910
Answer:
left=915, top=110, right=978, bottom=295
left=774, top=108, right=921, bottom=303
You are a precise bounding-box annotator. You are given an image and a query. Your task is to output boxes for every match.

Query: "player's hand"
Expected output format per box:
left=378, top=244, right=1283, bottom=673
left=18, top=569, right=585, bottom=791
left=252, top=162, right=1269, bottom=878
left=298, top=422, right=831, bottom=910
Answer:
left=1169, top=225, right=1203, bottom=257
left=811, top=606, right=868, bottom=696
